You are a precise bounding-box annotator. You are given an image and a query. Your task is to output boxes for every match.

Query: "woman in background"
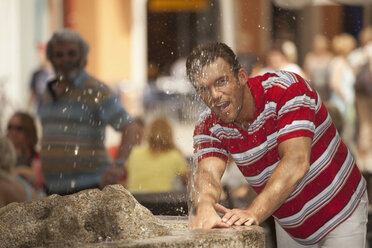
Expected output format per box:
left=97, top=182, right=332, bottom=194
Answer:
left=126, top=117, right=188, bottom=193
left=6, top=112, right=44, bottom=191
left=303, top=34, right=334, bottom=101
left=328, top=33, right=357, bottom=149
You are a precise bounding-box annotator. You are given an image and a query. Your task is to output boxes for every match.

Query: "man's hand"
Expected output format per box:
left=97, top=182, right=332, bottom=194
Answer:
left=215, top=203, right=258, bottom=226
left=100, top=165, right=124, bottom=188
left=189, top=203, right=230, bottom=229
left=188, top=157, right=227, bottom=229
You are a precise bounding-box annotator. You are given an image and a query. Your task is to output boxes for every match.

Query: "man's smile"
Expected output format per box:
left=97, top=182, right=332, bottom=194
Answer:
left=215, top=101, right=231, bottom=114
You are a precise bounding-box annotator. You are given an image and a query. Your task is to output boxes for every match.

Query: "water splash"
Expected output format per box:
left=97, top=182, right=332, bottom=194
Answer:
left=74, top=145, right=79, bottom=155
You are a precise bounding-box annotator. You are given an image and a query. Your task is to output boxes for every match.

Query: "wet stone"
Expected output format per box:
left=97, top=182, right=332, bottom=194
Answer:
left=0, top=185, right=265, bottom=248
left=0, top=185, right=170, bottom=247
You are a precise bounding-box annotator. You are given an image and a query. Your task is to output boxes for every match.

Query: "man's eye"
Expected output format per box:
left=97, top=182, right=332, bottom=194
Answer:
left=216, top=77, right=228, bottom=87
left=68, top=50, right=78, bottom=57
left=54, top=52, right=64, bottom=58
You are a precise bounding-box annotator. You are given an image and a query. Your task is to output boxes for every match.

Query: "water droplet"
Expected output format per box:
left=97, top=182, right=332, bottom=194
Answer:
left=74, top=146, right=79, bottom=155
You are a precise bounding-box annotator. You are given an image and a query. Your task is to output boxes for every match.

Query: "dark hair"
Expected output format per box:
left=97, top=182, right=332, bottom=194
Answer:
left=186, top=42, right=241, bottom=85
left=11, top=112, right=38, bottom=155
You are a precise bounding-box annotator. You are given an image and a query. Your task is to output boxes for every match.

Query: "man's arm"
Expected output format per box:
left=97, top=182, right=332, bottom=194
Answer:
left=116, top=120, right=142, bottom=163
left=100, top=121, right=142, bottom=188
left=220, top=136, right=311, bottom=226
left=189, top=156, right=230, bottom=229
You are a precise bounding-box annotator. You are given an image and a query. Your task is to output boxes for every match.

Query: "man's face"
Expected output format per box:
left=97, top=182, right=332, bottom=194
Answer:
left=51, top=41, right=82, bottom=82
left=194, top=57, right=245, bottom=124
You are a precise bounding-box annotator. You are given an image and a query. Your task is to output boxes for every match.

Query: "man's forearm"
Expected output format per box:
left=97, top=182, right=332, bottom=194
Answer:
left=193, top=170, right=221, bottom=207
left=116, top=121, right=140, bottom=163
left=246, top=157, right=309, bottom=224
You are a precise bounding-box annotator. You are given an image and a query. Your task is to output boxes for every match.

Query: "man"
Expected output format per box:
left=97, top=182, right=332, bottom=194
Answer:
left=186, top=42, right=367, bottom=247
left=40, top=29, right=140, bottom=195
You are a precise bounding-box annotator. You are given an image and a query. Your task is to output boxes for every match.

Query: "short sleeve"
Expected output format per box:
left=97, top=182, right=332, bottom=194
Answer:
left=193, top=114, right=229, bottom=166
left=99, top=94, right=133, bottom=131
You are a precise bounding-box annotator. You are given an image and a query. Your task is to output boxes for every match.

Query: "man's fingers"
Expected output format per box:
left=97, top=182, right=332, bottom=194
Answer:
left=244, top=218, right=255, bottom=226
left=225, top=214, right=240, bottom=225
left=215, top=221, right=231, bottom=228
left=214, top=203, right=230, bottom=213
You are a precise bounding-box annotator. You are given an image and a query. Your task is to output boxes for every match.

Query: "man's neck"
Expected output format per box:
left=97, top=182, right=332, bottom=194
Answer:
left=54, top=80, right=72, bottom=97
left=234, top=84, right=255, bottom=129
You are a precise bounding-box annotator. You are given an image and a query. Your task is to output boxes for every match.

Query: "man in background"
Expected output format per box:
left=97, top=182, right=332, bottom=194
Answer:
left=40, top=29, right=141, bottom=195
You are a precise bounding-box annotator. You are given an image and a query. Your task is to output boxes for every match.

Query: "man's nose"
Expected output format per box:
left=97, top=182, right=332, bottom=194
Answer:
left=207, top=87, right=222, bottom=105
left=210, top=87, right=221, bottom=100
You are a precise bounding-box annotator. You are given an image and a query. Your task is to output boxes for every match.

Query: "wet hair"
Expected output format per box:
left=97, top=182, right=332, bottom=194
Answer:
left=147, top=118, right=175, bottom=153
left=0, top=137, right=16, bottom=172
left=186, top=42, right=241, bottom=86
left=46, top=28, right=89, bottom=69
left=9, top=112, right=38, bottom=155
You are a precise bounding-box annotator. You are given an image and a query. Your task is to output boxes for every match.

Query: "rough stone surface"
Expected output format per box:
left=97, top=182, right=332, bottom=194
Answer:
left=83, top=216, right=266, bottom=248
left=0, top=185, right=265, bottom=248
left=0, top=184, right=170, bottom=247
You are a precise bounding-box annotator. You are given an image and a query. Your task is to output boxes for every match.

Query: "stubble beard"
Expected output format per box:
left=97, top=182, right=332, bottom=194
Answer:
left=53, top=60, right=84, bottom=83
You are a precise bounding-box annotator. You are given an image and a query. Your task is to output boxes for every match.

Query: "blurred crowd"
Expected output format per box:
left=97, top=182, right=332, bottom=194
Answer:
left=2, top=26, right=372, bottom=214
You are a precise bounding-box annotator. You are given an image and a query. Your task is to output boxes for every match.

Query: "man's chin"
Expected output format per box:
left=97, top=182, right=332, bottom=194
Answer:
left=56, top=70, right=81, bottom=82
left=217, top=113, right=235, bottom=124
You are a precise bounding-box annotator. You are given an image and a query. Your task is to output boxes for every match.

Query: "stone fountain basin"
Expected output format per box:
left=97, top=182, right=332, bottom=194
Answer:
left=88, top=216, right=265, bottom=248
left=0, top=184, right=265, bottom=248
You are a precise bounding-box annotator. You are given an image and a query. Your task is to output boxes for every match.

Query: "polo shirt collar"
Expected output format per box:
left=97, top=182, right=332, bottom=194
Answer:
left=74, top=71, right=88, bottom=87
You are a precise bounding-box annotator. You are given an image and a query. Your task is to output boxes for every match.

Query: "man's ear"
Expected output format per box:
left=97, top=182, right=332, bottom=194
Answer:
left=238, top=68, right=248, bottom=85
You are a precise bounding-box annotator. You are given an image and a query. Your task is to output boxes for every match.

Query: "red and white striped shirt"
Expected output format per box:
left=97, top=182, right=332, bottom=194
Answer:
left=193, top=71, right=366, bottom=245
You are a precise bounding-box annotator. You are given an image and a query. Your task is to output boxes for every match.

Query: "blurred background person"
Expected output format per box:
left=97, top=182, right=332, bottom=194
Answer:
left=27, top=42, right=53, bottom=116
left=349, top=26, right=372, bottom=172
left=259, top=39, right=306, bottom=78
left=40, top=29, right=141, bottom=195
left=303, top=34, right=334, bottom=101
left=349, top=26, right=372, bottom=204
left=126, top=117, right=189, bottom=193
left=0, top=137, right=39, bottom=208
left=328, top=33, right=357, bottom=150
left=349, top=26, right=372, bottom=73
left=324, top=101, right=344, bottom=136
left=107, top=117, right=146, bottom=187
left=6, top=112, right=44, bottom=192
